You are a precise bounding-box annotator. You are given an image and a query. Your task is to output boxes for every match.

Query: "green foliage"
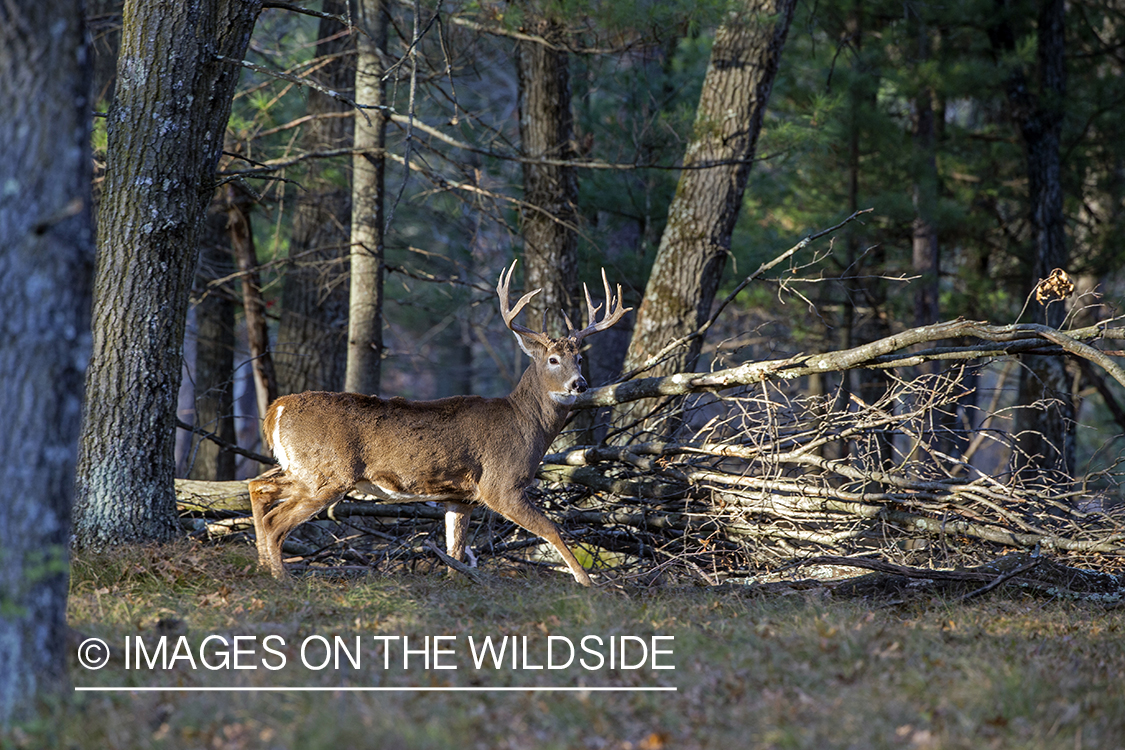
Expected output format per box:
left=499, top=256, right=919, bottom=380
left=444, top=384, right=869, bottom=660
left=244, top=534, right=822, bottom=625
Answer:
left=464, top=0, right=730, bottom=37
left=205, top=0, right=1124, bottom=411
left=737, top=0, right=1125, bottom=336
left=571, top=30, right=713, bottom=290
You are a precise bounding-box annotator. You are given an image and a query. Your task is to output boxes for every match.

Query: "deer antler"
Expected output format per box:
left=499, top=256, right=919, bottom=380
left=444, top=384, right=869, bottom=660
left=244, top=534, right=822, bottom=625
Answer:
left=569, top=268, right=632, bottom=342
left=497, top=261, right=552, bottom=347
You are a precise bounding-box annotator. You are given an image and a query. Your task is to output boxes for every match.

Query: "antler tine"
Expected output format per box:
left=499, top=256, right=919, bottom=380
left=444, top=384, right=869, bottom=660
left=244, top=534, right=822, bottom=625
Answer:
left=496, top=261, right=550, bottom=345
left=572, top=267, right=632, bottom=341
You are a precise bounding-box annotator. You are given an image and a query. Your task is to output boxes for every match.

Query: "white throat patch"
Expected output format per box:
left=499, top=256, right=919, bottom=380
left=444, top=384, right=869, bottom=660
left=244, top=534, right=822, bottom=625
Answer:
left=549, top=391, right=577, bottom=406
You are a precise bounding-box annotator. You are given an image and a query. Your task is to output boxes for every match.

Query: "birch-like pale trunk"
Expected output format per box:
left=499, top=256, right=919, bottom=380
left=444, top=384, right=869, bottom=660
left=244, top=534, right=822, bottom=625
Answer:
left=345, top=0, right=389, bottom=396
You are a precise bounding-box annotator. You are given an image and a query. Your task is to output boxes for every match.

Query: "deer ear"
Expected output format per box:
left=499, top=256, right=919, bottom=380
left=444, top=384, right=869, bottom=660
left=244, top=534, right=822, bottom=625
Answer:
left=512, top=330, right=545, bottom=358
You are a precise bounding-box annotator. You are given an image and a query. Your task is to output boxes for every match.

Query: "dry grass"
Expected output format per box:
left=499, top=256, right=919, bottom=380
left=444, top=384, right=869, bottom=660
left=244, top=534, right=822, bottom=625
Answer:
left=7, top=540, right=1125, bottom=749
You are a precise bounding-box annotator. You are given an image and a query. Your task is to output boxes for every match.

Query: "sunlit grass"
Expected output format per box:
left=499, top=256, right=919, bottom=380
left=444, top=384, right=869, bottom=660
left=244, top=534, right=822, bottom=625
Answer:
left=8, top=542, right=1124, bottom=748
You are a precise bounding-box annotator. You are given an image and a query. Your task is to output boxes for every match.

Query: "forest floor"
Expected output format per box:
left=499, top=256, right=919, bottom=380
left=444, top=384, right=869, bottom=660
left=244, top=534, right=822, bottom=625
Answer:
left=12, top=540, right=1125, bottom=749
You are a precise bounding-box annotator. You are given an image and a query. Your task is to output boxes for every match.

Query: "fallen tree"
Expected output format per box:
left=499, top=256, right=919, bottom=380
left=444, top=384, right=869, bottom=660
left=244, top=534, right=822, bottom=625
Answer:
left=176, top=312, right=1125, bottom=585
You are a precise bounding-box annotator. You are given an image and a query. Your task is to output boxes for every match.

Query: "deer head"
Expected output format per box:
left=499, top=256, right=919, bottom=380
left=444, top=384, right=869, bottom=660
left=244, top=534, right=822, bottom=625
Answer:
left=496, top=261, right=630, bottom=408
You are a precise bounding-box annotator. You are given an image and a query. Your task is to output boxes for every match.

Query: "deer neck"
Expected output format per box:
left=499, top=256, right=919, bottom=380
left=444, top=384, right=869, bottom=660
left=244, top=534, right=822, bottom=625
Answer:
left=507, top=363, right=571, bottom=439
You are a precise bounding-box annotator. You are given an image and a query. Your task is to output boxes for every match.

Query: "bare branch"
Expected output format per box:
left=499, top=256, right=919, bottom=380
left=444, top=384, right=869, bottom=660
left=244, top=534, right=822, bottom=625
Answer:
left=577, top=319, right=1125, bottom=409
left=175, top=418, right=276, bottom=465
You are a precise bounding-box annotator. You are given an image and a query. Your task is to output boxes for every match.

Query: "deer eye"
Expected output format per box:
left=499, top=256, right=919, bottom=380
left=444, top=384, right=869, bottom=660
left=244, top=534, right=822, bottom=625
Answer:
left=576, top=354, right=583, bottom=364
left=548, top=356, right=560, bottom=365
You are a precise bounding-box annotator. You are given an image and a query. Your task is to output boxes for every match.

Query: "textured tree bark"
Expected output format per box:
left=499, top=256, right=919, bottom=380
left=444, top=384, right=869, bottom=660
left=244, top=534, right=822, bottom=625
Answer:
left=188, top=206, right=237, bottom=481
left=345, top=0, right=388, bottom=396
left=989, top=0, right=1073, bottom=478
left=73, top=0, right=261, bottom=546
left=516, top=15, right=591, bottom=447
left=516, top=18, right=580, bottom=337
left=615, top=0, right=796, bottom=438
left=0, top=0, right=93, bottom=721
left=621, top=0, right=796, bottom=378
left=276, top=0, right=353, bottom=395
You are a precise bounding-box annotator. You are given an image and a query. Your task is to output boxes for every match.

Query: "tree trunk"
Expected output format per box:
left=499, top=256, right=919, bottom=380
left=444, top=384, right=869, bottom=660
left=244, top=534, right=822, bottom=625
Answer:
left=989, top=0, right=1073, bottom=478
left=621, top=0, right=797, bottom=378
left=187, top=204, right=237, bottom=481
left=516, top=15, right=590, bottom=446
left=227, top=182, right=278, bottom=426
left=73, top=0, right=261, bottom=546
left=0, top=0, right=93, bottom=721
left=345, top=0, right=388, bottom=396
left=276, top=0, right=353, bottom=395
left=516, top=18, right=580, bottom=337
left=616, top=0, right=796, bottom=438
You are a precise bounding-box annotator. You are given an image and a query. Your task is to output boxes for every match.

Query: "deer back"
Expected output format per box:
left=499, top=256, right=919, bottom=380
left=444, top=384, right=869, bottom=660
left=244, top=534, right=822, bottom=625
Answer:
left=262, top=354, right=575, bottom=503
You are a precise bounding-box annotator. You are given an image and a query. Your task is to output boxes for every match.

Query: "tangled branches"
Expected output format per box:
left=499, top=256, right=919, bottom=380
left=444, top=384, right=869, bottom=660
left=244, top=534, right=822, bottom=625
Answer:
left=535, top=318, right=1125, bottom=581
left=177, top=316, right=1125, bottom=584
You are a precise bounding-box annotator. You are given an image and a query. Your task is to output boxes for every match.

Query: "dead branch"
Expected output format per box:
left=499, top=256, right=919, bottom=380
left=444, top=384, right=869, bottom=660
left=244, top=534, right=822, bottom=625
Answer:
left=424, top=540, right=484, bottom=584
left=794, top=553, right=1122, bottom=603
left=576, top=319, right=1125, bottom=409
left=175, top=420, right=277, bottom=466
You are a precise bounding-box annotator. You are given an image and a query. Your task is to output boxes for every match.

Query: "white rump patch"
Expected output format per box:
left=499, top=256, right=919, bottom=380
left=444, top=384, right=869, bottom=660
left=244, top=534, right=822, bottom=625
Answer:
left=272, top=404, right=291, bottom=471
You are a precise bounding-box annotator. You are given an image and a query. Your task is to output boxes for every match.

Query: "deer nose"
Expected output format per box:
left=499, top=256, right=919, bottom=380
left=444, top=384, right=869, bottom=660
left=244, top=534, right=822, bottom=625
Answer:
left=572, top=377, right=588, bottom=393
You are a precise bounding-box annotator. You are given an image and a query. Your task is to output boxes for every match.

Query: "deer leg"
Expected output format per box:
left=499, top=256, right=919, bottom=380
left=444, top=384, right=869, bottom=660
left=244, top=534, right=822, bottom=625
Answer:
left=444, top=502, right=474, bottom=568
left=255, top=480, right=343, bottom=579
left=249, top=469, right=287, bottom=569
left=494, top=495, right=592, bottom=586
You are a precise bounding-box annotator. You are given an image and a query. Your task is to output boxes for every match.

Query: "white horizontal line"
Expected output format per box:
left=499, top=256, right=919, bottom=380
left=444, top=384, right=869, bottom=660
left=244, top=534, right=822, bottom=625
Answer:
left=75, top=686, right=676, bottom=693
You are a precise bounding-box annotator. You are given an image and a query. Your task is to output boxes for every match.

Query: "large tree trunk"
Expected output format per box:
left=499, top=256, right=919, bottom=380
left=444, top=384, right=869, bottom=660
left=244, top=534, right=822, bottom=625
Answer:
left=516, top=18, right=580, bottom=337
left=275, top=0, right=353, bottom=395
left=345, top=0, right=388, bottom=396
left=615, top=0, right=796, bottom=437
left=73, top=0, right=261, bottom=546
left=0, top=0, right=93, bottom=721
left=516, top=15, right=589, bottom=446
left=621, top=0, right=796, bottom=378
left=989, top=0, right=1073, bottom=478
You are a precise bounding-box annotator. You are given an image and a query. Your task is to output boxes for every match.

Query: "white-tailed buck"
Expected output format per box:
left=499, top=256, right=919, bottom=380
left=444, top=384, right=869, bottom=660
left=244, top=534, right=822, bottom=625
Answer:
left=249, top=262, right=630, bottom=585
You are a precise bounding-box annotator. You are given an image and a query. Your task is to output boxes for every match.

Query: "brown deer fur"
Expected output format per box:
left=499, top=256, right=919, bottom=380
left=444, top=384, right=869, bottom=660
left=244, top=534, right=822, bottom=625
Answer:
left=249, top=263, right=629, bottom=585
